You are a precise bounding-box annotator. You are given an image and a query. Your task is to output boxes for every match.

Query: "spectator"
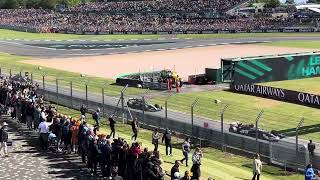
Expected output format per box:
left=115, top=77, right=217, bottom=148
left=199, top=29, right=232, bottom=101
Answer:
left=305, top=164, right=315, bottom=180
left=80, top=104, right=87, bottom=117
left=131, top=117, right=139, bottom=141
left=0, top=122, right=9, bottom=157
left=180, top=137, right=191, bottom=167
left=109, top=117, right=116, bottom=138
left=92, top=108, right=100, bottom=127
left=171, top=160, right=180, bottom=180
left=252, top=154, right=262, bottom=180
left=191, top=147, right=203, bottom=180
left=38, top=118, right=49, bottom=151
left=181, top=170, right=192, bottom=180
left=162, top=128, right=172, bottom=156
left=152, top=128, right=160, bottom=151
left=308, top=140, right=316, bottom=161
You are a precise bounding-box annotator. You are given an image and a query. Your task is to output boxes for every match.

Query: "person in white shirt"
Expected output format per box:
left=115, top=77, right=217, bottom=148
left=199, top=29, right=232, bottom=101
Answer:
left=252, top=154, right=262, bottom=180
left=191, top=147, right=203, bottom=180
left=38, top=119, right=49, bottom=150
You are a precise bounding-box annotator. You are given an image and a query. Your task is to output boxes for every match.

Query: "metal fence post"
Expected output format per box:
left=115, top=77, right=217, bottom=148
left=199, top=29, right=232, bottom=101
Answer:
left=164, top=93, right=174, bottom=122
left=85, top=84, right=88, bottom=108
left=191, top=98, right=199, bottom=137
left=19, top=71, right=22, bottom=77
left=70, top=81, right=73, bottom=108
left=102, top=87, right=105, bottom=117
left=0, top=67, right=1, bottom=75
left=31, top=73, right=33, bottom=84
left=142, top=95, right=145, bottom=122
left=120, top=85, right=128, bottom=123
left=296, top=118, right=304, bottom=157
left=56, top=78, right=59, bottom=106
left=9, top=69, right=12, bottom=78
left=255, top=110, right=264, bottom=154
left=220, top=104, right=229, bottom=152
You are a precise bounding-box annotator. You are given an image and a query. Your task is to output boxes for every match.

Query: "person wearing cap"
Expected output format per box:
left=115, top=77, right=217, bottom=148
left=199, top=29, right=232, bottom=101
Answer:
left=0, top=122, right=9, bottom=157
left=171, top=160, right=180, bottom=180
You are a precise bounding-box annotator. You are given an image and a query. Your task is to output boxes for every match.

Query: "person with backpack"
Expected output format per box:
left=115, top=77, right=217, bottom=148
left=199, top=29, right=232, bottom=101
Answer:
left=162, top=128, right=172, bottom=156
left=92, top=108, right=101, bottom=127
left=131, top=117, right=139, bottom=141
left=180, top=137, right=191, bottom=167
left=109, top=117, right=116, bottom=138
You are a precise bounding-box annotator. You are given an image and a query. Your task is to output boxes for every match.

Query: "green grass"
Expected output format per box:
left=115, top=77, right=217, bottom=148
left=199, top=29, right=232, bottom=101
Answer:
left=262, top=77, right=320, bottom=95
left=0, top=29, right=160, bottom=40
left=150, top=90, right=320, bottom=142
left=261, top=41, right=320, bottom=49
left=56, top=105, right=303, bottom=180
left=1, top=29, right=320, bottom=41
left=177, top=33, right=320, bottom=40
left=0, top=52, right=145, bottom=96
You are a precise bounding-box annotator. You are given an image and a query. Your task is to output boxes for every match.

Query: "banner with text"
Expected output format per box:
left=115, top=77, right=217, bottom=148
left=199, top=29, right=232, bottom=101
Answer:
left=230, top=84, right=320, bottom=109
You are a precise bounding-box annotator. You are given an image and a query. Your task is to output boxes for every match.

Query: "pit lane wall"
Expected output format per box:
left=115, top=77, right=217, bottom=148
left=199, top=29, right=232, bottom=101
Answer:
left=230, top=84, right=320, bottom=109
left=36, top=87, right=317, bottom=170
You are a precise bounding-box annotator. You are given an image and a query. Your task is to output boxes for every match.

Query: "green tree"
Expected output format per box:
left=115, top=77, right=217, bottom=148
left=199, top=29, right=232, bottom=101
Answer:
left=285, top=0, right=295, bottom=4
left=3, top=0, right=20, bottom=8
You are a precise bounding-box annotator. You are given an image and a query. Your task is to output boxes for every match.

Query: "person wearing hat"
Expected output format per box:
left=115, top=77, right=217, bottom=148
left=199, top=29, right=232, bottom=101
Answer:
left=0, top=122, right=9, bottom=157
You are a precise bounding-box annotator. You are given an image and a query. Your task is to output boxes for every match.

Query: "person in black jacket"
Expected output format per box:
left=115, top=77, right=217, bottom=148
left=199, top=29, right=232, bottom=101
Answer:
left=88, top=136, right=101, bottom=174
left=131, top=118, right=139, bottom=141
left=109, top=117, right=116, bottom=138
left=0, top=122, right=9, bottom=157
left=80, top=105, right=87, bottom=117
left=170, top=160, right=180, bottom=180
left=162, top=128, right=172, bottom=156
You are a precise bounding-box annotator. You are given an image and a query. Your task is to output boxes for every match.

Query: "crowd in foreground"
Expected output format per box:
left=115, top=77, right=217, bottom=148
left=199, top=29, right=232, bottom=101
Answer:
left=0, top=75, right=319, bottom=180
left=0, top=8, right=311, bottom=33
left=0, top=76, right=205, bottom=179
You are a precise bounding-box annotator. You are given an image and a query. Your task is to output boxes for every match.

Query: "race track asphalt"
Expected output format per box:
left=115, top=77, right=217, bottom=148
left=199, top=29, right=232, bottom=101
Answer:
left=0, top=36, right=320, bottom=58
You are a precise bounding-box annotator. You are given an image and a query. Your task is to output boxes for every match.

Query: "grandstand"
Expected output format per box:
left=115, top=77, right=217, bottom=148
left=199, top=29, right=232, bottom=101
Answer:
left=0, top=0, right=318, bottom=34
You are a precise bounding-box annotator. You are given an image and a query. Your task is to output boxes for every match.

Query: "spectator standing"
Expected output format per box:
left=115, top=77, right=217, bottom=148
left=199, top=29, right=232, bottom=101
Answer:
left=181, top=170, right=192, bottom=180
left=112, top=167, right=123, bottom=180
left=38, top=119, right=49, bottom=151
left=252, top=154, right=262, bottom=180
left=92, top=108, right=101, bottom=127
left=33, top=105, right=41, bottom=130
left=305, top=164, right=315, bottom=180
left=191, top=147, right=203, bottom=180
left=109, top=117, right=116, bottom=138
left=0, top=122, right=9, bottom=157
left=171, top=160, right=180, bottom=180
left=180, top=137, right=191, bottom=167
left=80, top=105, right=87, bottom=117
left=25, top=100, right=34, bottom=129
left=308, top=140, right=316, bottom=162
left=131, top=117, right=139, bottom=141
left=162, top=128, right=172, bottom=156
left=70, top=121, right=80, bottom=153
left=152, top=128, right=160, bottom=151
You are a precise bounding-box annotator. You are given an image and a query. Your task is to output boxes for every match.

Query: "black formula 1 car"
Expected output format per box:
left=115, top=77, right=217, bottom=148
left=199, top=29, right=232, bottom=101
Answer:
left=229, top=122, right=285, bottom=142
left=127, top=98, right=162, bottom=112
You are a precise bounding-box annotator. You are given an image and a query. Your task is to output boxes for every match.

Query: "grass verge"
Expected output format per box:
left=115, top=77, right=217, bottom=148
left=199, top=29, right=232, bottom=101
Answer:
left=56, top=104, right=303, bottom=180
left=0, top=52, right=145, bottom=96
left=262, top=77, right=320, bottom=95
left=261, top=41, right=320, bottom=49
left=150, top=90, right=320, bottom=142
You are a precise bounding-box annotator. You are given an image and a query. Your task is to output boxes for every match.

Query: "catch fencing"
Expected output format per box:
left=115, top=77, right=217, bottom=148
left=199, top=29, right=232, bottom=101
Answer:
left=2, top=67, right=319, bottom=172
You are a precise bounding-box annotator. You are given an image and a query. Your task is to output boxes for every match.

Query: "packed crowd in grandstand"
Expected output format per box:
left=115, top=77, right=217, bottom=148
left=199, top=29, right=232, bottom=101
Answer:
left=0, top=0, right=317, bottom=33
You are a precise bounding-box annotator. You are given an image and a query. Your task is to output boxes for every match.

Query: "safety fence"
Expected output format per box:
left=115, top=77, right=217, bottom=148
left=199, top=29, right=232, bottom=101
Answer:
left=1, top=66, right=319, bottom=172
